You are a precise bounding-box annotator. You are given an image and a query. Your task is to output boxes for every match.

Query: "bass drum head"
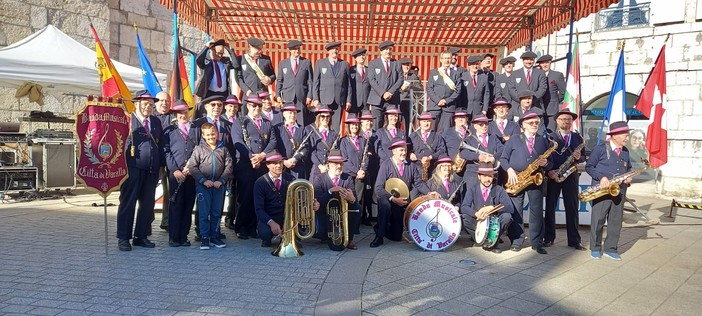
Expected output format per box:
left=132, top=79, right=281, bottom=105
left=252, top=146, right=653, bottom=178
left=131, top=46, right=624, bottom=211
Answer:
left=483, top=215, right=501, bottom=248
left=405, top=195, right=432, bottom=231
left=407, top=198, right=462, bottom=251
left=474, top=218, right=489, bottom=246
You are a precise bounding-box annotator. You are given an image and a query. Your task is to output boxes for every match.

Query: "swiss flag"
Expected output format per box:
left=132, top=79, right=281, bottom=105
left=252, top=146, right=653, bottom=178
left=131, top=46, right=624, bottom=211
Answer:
left=635, top=45, right=667, bottom=168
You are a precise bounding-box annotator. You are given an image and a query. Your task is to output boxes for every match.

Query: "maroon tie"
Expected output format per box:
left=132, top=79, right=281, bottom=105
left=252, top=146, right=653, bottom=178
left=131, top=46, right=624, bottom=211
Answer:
left=143, top=119, right=150, bottom=136
left=275, top=178, right=281, bottom=191
left=333, top=176, right=339, bottom=187
left=214, top=61, right=222, bottom=88
left=385, top=60, right=390, bottom=77
left=482, top=187, right=489, bottom=201
left=615, top=147, right=621, bottom=156
left=397, top=162, right=404, bottom=176
left=444, top=178, right=450, bottom=193
left=254, top=119, right=261, bottom=130
left=564, top=134, right=570, bottom=144
left=288, top=125, right=295, bottom=136
left=423, top=132, right=428, bottom=142
left=180, top=124, right=188, bottom=141
left=527, top=136, right=535, bottom=155
left=353, top=136, right=359, bottom=150
left=526, top=69, right=531, bottom=84
left=472, top=74, right=477, bottom=89
left=499, top=121, right=505, bottom=133
left=360, top=67, right=365, bottom=80
left=293, top=59, right=298, bottom=75
left=322, top=129, right=328, bottom=141
left=480, top=134, right=488, bottom=148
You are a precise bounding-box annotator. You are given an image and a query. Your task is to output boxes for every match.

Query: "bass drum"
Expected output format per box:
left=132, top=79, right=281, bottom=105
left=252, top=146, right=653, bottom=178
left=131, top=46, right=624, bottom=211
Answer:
left=483, top=215, right=501, bottom=248
left=403, top=196, right=432, bottom=243
left=406, top=197, right=462, bottom=251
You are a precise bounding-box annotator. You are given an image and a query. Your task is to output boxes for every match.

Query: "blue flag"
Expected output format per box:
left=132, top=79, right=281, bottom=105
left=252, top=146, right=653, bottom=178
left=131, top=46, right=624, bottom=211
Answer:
left=598, top=49, right=627, bottom=144
left=136, top=32, right=162, bottom=95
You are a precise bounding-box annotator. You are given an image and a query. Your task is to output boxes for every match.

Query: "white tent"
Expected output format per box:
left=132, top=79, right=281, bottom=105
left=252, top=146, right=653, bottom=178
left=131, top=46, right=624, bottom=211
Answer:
left=0, top=25, right=167, bottom=96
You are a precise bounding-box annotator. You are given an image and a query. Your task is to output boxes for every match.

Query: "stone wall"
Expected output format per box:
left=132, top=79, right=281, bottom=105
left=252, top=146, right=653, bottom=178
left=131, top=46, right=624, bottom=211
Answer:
left=0, top=0, right=207, bottom=126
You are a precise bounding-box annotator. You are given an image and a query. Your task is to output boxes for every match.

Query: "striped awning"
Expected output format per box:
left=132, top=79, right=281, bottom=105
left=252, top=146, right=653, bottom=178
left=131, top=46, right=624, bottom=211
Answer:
left=161, top=0, right=616, bottom=79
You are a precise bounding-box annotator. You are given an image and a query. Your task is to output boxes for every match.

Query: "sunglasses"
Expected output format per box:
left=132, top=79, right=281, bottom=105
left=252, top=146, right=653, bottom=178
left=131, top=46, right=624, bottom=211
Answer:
left=525, top=121, right=540, bottom=126
left=319, top=115, right=331, bottom=118
left=249, top=104, right=262, bottom=108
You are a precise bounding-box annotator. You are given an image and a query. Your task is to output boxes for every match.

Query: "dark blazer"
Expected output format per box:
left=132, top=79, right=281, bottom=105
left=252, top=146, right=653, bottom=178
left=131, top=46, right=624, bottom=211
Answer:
left=366, top=57, right=403, bottom=106
left=161, top=123, right=199, bottom=173
left=375, top=127, right=407, bottom=162
left=312, top=58, right=352, bottom=106
left=461, top=71, right=491, bottom=115
left=585, top=143, right=632, bottom=196
left=374, top=158, right=429, bottom=201
left=236, top=54, right=276, bottom=96
left=426, top=175, right=464, bottom=203
left=549, top=131, right=585, bottom=171
left=508, top=67, right=548, bottom=108
left=494, top=73, right=519, bottom=110
left=461, top=132, right=505, bottom=176
left=276, top=57, right=313, bottom=104
left=307, top=126, right=340, bottom=167
left=274, top=123, right=309, bottom=178
left=513, top=106, right=546, bottom=132
left=231, top=116, right=277, bottom=171
left=350, top=65, right=371, bottom=112
left=254, top=172, right=296, bottom=224
left=260, top=110, right=283, bottom=128
left=443, top=128, right=471, bottom=160
left=542, top=70, right=567, bottom=116
left=479, top=68, right=498, bottom=104
left=126, top=114, right=162, bottom=173
left=154, top=113, right=173, bottom=130
left=194, top=47, right=237, bottom=98
left=489, top=119, right=520, bottom=143
left=400, top=72, right=421, bottom=101
left=313, top=172, right=358, bottom=209
left=499, top=133, right=554, bottom=173
left=460, top=183, right=514, bottom=218
left=426, top=68, right=462, bottom=112
left=339, top=135, right=368, bottom=177
left=408, top=130, right=447, bottom=161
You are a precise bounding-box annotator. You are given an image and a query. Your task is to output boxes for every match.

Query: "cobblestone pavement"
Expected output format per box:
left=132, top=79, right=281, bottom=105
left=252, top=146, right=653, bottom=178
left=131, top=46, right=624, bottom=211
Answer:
left=1, top=191, right=701, bottom=316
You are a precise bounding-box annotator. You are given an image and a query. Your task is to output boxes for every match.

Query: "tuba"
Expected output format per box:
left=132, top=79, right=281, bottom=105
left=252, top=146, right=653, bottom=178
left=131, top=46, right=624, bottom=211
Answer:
left=505, top=139, right=558, bottom=196
left=326, top=192, right=349, bottom=251
left=272, top=179, right=316, bottom=257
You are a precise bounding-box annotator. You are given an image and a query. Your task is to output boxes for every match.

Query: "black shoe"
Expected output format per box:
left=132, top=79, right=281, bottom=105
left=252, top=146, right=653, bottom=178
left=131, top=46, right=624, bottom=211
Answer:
left=182, top=240, right=191, bottom=247
left=237, top=233, right=249, bottom=240
left=571, top=243, right=587, bottom=251
left=369, top=237, right=383, bottom=248
left=533, top=247, right=548, bottom=254
left=168, top=240, right=181, bottom=247
left=118, top=239, right=132, bottom=251
left=373, top=224, right=378, bottom=234
left=200, top=238, right=210, bottom=250
left=362, top=220, right=372, bottom=226
left=212, top=238, right=226, bottom=248
left=249, top=230, right=259, bottom=239
left=225, top=223, right=236, bottom=230
left=194, top=235, right=201, bottom=242
left=218, top=232, right=226, bottom=240
left=133, top=238, right=156, bottom=248
left=543, top=241, right=554, bottom=247
left=486, top=246, right=502, bottom=254
left=510, top=244, right=522, bottom=252
left=261, top=240, right=272, bottom=247
left=160, top=225, right=168, bottom=231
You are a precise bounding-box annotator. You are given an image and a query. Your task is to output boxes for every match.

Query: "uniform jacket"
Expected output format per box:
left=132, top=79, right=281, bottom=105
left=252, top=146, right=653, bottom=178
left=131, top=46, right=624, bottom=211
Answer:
left=312, top=58, right=352, bottom=106
left=313, top=172, right=358, bottom=209
left=307, top=126, right=340, bottom=167
left=489, top=119, right=520, bottom=143
left=460, top=183, right=514, bottom=218
left=162, top=122, right=199, bottom=173
left=126, top=114, right=162, bottom=173
left=274, top=123, right=309, bottom=178
left=426, top=175, right=464, bottom=202
left=374, top=158, right=429, bottom=201
left=508, top=67, right=548, bottom=108
left=195, top=46, right=237, bottom=98
left=276, top=56, right=313, bottom=104
left=426, top=68, right=462, bottom=112
left=350, top=65, right=372, bottom=112
left=375, top=126, right=407, bottom=162
left=231, top=116, right=277, bottom=170
left=499, top=133, right=554, bottom=172
left=462, top=132, right=505, bottom=175
left=366, top=57, right=403, bottom=106
left=461, top=71, right=491, bottom=115
left=400, top=72, right=421, bottom=101
left=408, top=129, right=447, bottom=161
left=585, top=143, right=632, bottom=196
left=339, top=135, right=368, bottom=177
left=494, top=73, right=519, bottom=110
left=443, top=128, right=471, bottom=160
left=542, top=70, right=566, bottom=116
left=236, top=54, right=276, bottom=96
left=549, top=131, right=585, bottom=173
left=253, top=172, right=296, bottom=224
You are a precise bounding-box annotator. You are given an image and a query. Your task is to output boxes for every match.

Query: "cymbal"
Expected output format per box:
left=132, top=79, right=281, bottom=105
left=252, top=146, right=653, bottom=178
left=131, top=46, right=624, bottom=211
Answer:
left=385, top=178, right=409, bottom=199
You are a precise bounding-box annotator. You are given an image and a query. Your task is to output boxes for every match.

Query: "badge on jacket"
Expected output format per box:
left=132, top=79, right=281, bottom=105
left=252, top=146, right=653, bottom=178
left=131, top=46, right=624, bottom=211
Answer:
left=283, top=68, right=288, bottom=75
left=242, top=64, right=248, bottom=71
left=516, top=78, right=521, bottom=84
left=350, top=73, right=355, bottom=79
left=433, top=75, right=439, bottom=81
left=204, top=59, right=211, bottom=65
left=500, top=83, right=506, bottom=89
left=322, top=68, right=327, bottom=74
left=375, top=68, right=381, bottom=75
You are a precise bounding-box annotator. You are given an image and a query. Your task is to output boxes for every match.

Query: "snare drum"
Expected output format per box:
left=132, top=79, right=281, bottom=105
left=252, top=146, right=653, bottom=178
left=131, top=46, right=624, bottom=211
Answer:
left=406, top=198, right=462, bottom=251
left=474, top=218, right=489, bottom=246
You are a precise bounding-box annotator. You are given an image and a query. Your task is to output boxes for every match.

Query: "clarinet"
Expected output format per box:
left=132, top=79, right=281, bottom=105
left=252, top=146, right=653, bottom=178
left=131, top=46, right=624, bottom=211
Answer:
left=359, top=134, right=371, bottom=170
left=446, top=175, right=469, bottom=204
left=292, top=129, right=314, bottom=158
left=240, top=117, right=252, bottom=153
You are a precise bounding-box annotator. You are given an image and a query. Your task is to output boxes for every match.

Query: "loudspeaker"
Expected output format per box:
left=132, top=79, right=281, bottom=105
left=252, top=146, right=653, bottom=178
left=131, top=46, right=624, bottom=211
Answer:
left=31, top=141, right=76, bottom=189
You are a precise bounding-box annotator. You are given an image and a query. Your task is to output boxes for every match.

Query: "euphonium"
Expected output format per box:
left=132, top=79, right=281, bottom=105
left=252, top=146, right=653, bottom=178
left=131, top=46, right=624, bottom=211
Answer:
left=505, top=139, right=558, bottom=196
left=272, top=179, right=315, bottom=257
left=578, top=159, right=650, bottom=202
left=326, top=192, right=349, bottom=251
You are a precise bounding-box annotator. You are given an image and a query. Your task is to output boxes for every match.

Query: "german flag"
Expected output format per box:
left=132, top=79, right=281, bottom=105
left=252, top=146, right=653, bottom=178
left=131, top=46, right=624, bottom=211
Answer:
left=89, top=24, right=134, bottom=113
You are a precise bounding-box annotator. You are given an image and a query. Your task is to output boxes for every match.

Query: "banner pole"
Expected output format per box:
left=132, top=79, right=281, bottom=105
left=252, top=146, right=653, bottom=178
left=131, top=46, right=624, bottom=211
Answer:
left=104, top=196, right=109, bottom=256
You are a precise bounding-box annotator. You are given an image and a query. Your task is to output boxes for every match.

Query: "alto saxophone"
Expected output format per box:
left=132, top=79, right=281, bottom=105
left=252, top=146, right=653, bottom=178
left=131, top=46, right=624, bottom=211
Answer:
left=421, top=159, right=431, bottom=181
left=272, top=179, right=316, bottom=257
left=554, top=140, right=586, bottom=183
left=505, top=139, right=558, bottom=196
left=326, top=191, right=349, bottom=251
left=579, top=159, right=650, bottom=202
left=451, top=127, right=471, bottom=173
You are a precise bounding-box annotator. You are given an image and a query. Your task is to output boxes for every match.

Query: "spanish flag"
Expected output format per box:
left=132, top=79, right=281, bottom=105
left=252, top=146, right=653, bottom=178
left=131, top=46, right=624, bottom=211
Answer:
left=170, top=10, right=195, bottom=116
left=89, top=24, right=134, bottom=113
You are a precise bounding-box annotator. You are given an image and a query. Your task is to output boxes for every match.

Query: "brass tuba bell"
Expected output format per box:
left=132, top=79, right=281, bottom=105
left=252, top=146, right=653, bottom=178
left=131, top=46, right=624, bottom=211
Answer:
left=272, top=179, right=316, bottom=257
left=326, top=192, right=349, bottom=251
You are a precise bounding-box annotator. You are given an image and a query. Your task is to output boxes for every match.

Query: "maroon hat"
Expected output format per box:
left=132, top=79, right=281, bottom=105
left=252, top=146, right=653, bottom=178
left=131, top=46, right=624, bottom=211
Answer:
left=471, top=114, right=489, bottom=123
left=518, top=110, right=541, bottom=125
left=170, top=99, right=192, bottom=112
left=360, top=110, right=374, bottom=120
left=345, top=114, right=360, bottom=123
left=384, top=105, right=400, bottom=115
left=281, top=104, right=300, bottom=112
left=436, top=156, right=453, bottom=164
left=258, top=91, right=270, bottom=99
left=607, top=121, right=630, bottom=135
left=133, top=90, right=159, bottom=102
left=265, top=150, right=285, bottom=163
left=326, top=149, right=347, bottom=163
left=555, top=108, right=578, bottom=120
left=225, top=95, right=241, bottom=105
left=315, top=105, right=332, bottom=114
left=453, top=111, right=469, bottom=118
left=388, top=137, right=408, bottom=150
left=492, top=97, right=511, bottom=108
left=477, top=162, right=498, bottom=175
left=245, top=96, right=263, bottom=104
left=418, top=112, right=434, bottom=120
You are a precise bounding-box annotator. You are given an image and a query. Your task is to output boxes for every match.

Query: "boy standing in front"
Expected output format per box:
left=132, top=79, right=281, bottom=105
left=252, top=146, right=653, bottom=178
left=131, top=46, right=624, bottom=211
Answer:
left=188, top=123, right=234, bottom=250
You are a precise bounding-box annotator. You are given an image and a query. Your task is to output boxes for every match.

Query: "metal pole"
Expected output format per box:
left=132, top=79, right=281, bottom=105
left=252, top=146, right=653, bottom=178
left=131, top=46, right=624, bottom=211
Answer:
left=566, top=3, right=576, bottom=78
left=103, top=196, right=109, bottom=256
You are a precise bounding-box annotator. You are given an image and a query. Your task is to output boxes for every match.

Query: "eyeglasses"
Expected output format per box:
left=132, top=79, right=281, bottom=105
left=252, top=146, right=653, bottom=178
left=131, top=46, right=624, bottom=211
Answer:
left=320, top=115, right=331, bottom=118
left=249, top=104, right=262, bottom=108
left=525, top=121, right=540, bottom=126
left=474, top=122, right=488, bottom=126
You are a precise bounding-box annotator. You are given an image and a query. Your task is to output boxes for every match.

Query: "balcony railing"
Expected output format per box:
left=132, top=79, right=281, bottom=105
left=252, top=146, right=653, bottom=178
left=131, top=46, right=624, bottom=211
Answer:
left=596, top=3, right=650, bottom=31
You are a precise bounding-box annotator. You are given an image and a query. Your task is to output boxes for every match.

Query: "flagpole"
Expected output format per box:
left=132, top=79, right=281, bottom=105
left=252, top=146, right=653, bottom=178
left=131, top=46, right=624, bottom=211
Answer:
left=566, top=0, right=576, bottom=79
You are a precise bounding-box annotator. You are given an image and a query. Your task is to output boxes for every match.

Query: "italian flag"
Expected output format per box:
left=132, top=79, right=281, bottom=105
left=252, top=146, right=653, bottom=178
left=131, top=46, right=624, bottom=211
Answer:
left=562, top=38, right=581, bottom=132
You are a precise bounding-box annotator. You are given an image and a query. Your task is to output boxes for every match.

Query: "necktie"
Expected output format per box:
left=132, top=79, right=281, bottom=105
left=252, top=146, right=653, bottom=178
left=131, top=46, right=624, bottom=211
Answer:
left=459, top=128, right=465, bottom=138
left=527, top=136, right=535, bottom=155
left=423, top=132, right=428, bottom=142
left=385, top=60, right=390, bottom=76
left=482, top=187, right=489, bottom=201
left=360, top=67, right=365, bottom=80
left=143, top=118, right=150, bottom=136
left=275, top=178, right=281, bottom=191
left=229, top=116, right=235, bottom=124
left=333, top=176, right=339, bottom=187
left=526, top=69, right=531, bottom=84
left=254, top=119, right=261, bottom=130
left=499, top=121, right=505, bottom=133
left=472, top=74, right=477, bottom=89
left=288, top=125, right=295, bottom=136
left=214, top=61, right=222, bottom=88
left=265, top=112, right=272, bottom=120
left=480, top=134, right=488, bottom=148
left=353, top=136, right=359, bottom=150
left=253, top=56, right=258, bottom=64
left=615, top=147, right=621, bottom=156
left=444, top=178, right=450, bottom=193
left=322, top=129, right=328, bottom=141
left=564, top=134, right=570, bottom=145
left=390, top=128, right=396, bottom=138
left=365, top=131, right=370, bottom=139
left=180, top=124, right=188, bottom=141
left=397, top=161, right=404, bottom=176
left=293, top=59, right=298, bottom=75
left=331, top=59, right=337, bottom=67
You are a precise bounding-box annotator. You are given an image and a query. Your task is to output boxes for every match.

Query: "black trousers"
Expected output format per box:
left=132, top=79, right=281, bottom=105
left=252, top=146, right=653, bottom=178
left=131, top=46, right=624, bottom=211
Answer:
left=376, top=198, right=405, bottom=242
left=167, top=175, right=195, bottom=243
left=399, top=99, right=412, bottom=131
left=463, top=212, right=513, bottom=243
left=428, top=109, right=453, bottom=133
left=545, top=175, right=581, bottom=246
left=159, top=167, right=170, bottom=228
left=116, top=167, right=158, bottom=240
left=225, top=180, right=238, bottom=227
left=235, top=166, right=267, bottom=235
left=507, top=185, right=545, bottom=248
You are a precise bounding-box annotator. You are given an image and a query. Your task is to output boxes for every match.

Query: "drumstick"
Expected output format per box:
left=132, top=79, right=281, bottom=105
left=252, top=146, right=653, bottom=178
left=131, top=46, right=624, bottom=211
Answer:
left=485, top=204, right=504, bottom=216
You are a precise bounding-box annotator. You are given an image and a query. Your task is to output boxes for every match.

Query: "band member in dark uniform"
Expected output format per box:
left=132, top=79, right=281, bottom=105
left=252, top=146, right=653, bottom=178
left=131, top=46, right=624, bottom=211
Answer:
left=307, top=106, right=339, bottom=180
left=375, top=106, right=406, bottom=162
left=442, top=111, right=471, bottom=177
left=275, top=40, right=314, bottom=125
left=545, top=108, right=586, bottom=250
left=359, top=110, right=378, bottom=226
left=409, top=112, right=447, bottom=182
left=237, top=38, right=275, bottom=113
left=153, top=91, right=171, bottom=231
left=537, top=54, right=566, bottom=131
left=222, top=95, right=241, bottom=124
left=585, top=121, right=633, bottom=261
left=254, top=151, right=319, bottom=247
left=313, top=150, right=362, bottom=250
left=514, top=90, right=545, bottom=133
left=161, top=100, right=198, bottom=247
left=274, top=104, right=309, bottom=179
left=427, top=51, right=462, bottom=132
left=500, top=110, right=553, bottom=254
left=231, top=95, right=278, bottom=239
left=312, top=41, right=352, bottom=129
left=489, top=98, right=519, bottom=143
left=461, top=55, right=491, bottom=118
left=259, top=91, right=283, bottom=127
left=339, top=114, right=368, bottom=191
left=460, top=162, right=514, bottom=253
left=371, top=138, right=431, bottom=247
left=463, top=114, right=503, bottom=184
left=367, top=40, right=403, bottom=128
left=116, top=90, right=163, bottom=251
left=222, top=95, right=241, bottom=230
left=350, top=48, right=371, bottom=115
left=425, top=156, right=463, bottom=203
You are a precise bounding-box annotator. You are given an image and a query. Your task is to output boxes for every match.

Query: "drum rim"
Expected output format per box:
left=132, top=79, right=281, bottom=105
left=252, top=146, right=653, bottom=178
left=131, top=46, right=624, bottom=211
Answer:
left=406, top=198, right=462, bottom=251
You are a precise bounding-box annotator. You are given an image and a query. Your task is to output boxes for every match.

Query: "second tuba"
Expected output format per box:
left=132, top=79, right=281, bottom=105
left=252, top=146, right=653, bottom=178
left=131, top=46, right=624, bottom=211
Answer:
left=272, top=179, right=316, bottom=257
left=326, top=192, right=349, bottom=251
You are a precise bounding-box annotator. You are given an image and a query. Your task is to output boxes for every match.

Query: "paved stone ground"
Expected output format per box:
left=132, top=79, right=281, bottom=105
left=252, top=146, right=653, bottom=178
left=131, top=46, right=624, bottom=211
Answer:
left=0, top=191, right=700, bottom=316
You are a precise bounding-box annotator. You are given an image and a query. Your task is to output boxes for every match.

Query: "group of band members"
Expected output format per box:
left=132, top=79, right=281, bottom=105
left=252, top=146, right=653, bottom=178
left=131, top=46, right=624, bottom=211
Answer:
left=115, top=37, right=632, bottom=261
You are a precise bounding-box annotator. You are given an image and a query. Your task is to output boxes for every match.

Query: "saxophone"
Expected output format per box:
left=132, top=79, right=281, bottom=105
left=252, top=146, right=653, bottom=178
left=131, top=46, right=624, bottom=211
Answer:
left=554, top=141, right=586, bottom=183
left=579, top=159, right=650, bottom=202
left=451, top=127, right=471, bottom=173
left=272, top=179, right=316, bottom=257
left=326, top=191, right=349, bottom=251
left=505, top=139, right=558, bottom=196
